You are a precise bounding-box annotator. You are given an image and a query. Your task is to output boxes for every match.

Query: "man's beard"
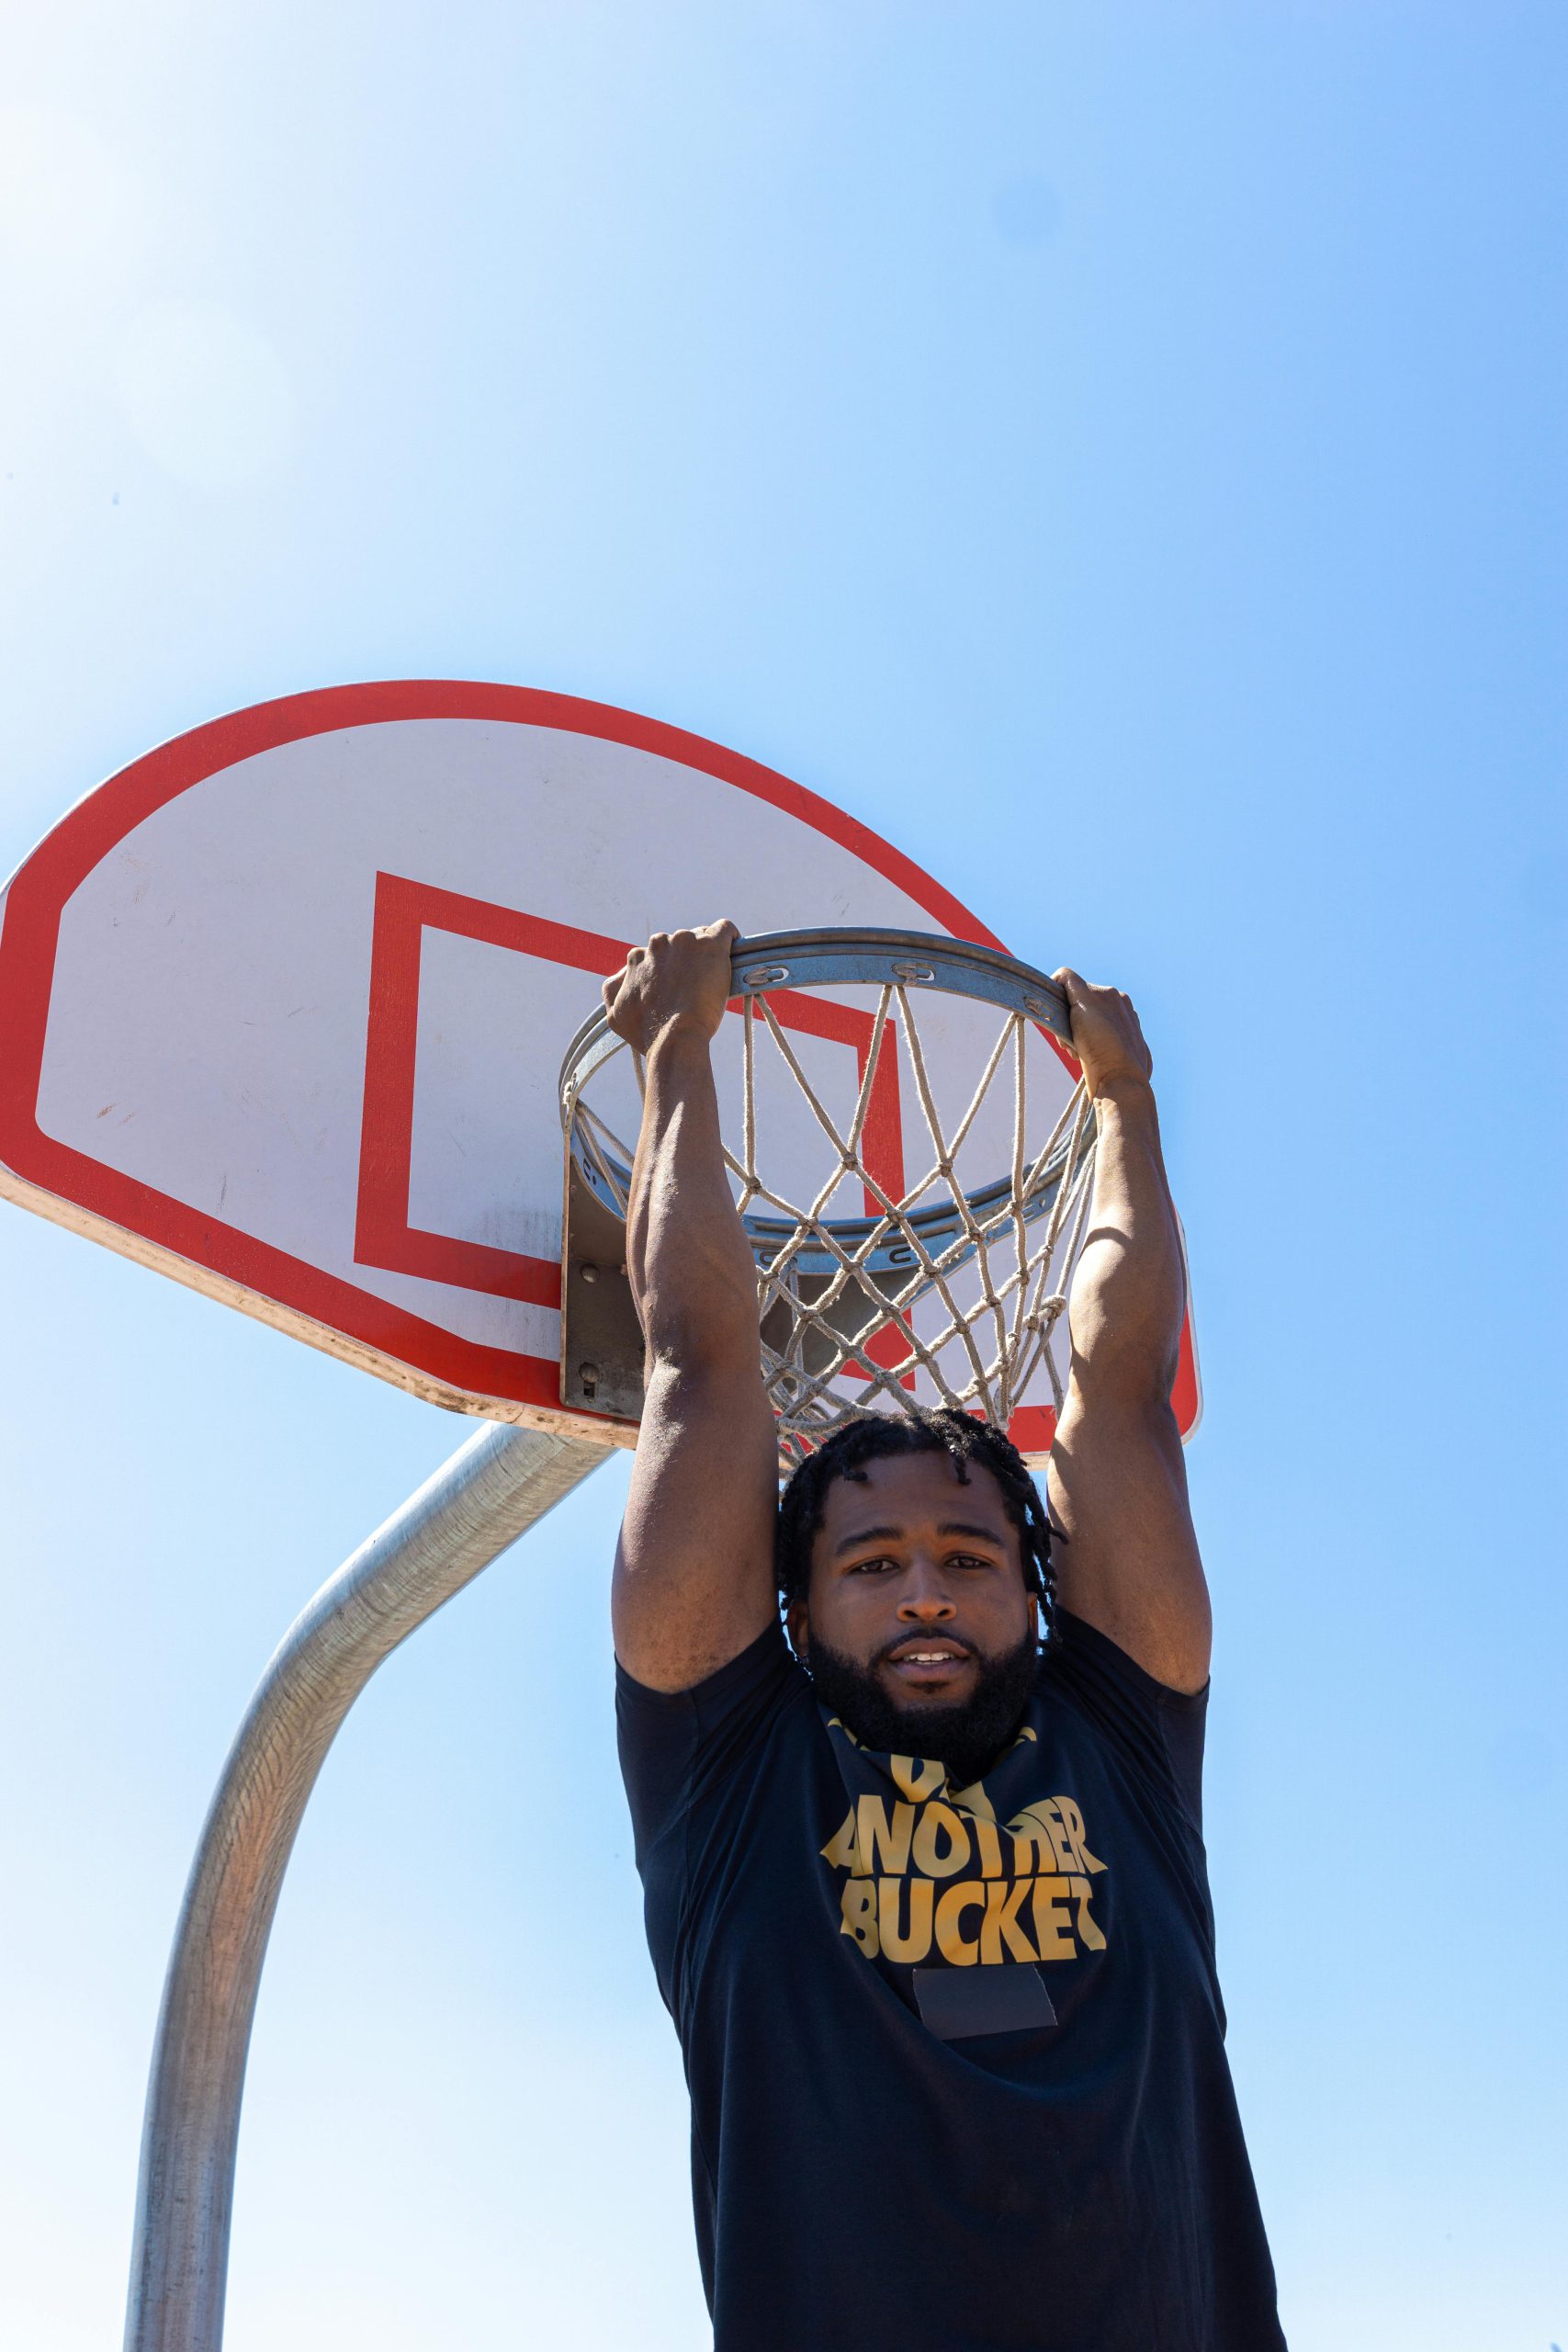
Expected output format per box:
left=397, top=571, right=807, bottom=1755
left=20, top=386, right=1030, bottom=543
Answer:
left=804, top=1631, right=1039, bottom=1791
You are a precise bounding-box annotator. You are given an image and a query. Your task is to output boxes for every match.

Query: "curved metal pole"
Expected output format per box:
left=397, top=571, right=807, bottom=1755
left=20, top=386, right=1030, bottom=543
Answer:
left=124, top=1419, right=609, bottom=2352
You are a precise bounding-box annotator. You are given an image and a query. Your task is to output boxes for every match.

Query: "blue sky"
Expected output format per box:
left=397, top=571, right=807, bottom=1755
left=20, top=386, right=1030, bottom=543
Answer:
left=2, top=5, right=1564, bottom=2346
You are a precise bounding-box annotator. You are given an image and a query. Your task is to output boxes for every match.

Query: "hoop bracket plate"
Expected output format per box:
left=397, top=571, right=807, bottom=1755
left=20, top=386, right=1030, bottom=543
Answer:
left=559, top=1157, right=645, bottom=1421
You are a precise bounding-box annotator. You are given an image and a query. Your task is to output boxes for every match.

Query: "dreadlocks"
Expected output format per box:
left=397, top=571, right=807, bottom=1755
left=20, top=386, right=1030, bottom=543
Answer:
left=774, top=1408, right=1056, bottom=1644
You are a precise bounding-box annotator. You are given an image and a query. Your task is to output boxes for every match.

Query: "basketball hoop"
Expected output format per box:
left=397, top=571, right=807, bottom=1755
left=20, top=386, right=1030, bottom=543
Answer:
left=559, top=928, right=1098, bottom=1463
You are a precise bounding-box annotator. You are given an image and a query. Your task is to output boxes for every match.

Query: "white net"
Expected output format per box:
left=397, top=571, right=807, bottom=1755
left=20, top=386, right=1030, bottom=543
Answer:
left=568, top=968, right=1099, bottom=1464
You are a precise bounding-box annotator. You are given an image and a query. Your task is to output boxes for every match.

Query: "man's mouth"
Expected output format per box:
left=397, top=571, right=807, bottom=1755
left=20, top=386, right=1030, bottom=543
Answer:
left=883, top=1641, right=973, bottom=1685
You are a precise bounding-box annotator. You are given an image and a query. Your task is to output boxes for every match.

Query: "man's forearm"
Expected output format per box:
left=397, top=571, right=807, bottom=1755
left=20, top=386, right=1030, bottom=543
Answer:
left=629, top=1020, right=760, bottom=1374
left=1067, top=1077, right=1186, bottom=1403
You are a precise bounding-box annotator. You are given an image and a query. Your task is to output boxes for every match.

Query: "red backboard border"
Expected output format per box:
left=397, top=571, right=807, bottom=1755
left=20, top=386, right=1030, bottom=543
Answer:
left=0, top=681, right=1200, bottom=1455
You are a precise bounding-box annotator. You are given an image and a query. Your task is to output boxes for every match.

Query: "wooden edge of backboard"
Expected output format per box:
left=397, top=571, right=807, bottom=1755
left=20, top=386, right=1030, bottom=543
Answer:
left=0, top=1163, right=1203, bottom=1469
left=1172, top=1214, right=1203, bottom=1446
left=0, top=1162, right=640, bottom=1449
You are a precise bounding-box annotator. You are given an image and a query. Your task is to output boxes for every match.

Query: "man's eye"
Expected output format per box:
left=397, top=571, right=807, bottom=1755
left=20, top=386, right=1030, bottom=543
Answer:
left=949, top=1553, right=995, bottom=1572
left=849, top=1556, right=897, bottom=1575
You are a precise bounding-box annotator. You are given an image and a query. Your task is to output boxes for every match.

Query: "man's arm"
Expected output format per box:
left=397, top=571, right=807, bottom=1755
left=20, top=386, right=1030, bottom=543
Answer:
left=605, top=922, right=779, bottom=1692
left=1045, top=972, right=1212, bottom=1694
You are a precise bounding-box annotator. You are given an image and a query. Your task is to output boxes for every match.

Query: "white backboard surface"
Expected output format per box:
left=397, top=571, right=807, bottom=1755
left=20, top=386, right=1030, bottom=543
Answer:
left=0, top=682, right=1200, bottom=1452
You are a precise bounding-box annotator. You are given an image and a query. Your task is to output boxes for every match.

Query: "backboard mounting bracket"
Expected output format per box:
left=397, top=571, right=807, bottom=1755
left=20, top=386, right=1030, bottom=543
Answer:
left=559, top=1155, right=645, bottom=1420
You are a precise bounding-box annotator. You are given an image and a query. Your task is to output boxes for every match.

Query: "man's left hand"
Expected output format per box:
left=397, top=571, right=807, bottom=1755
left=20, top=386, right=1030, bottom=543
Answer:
left=1053, top=969, right=1154, bottom=1102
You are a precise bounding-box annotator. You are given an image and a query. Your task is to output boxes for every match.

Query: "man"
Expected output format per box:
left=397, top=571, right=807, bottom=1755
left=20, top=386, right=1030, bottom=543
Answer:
left=606, top=920, right=1284, bottom=2352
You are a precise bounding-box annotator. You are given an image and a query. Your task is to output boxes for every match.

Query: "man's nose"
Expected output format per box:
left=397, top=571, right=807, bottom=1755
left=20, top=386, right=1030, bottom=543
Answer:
left=897, top=1560, right=956, bottom=1620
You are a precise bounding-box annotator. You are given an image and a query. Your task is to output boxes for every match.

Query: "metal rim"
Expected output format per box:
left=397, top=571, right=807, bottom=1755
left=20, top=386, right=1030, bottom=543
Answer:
left=558, top=925, right=1074, bottom=1129
left=558, top=922, right=1086, bottom=1265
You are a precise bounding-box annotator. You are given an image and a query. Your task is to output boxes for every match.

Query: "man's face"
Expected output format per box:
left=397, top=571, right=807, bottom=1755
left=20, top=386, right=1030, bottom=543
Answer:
left=787, top=1450, right=1037, bottom=1773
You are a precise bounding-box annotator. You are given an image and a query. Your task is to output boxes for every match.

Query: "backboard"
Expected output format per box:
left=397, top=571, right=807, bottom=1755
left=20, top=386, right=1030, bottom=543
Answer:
left=0, top=682, right=1201, bottom=1457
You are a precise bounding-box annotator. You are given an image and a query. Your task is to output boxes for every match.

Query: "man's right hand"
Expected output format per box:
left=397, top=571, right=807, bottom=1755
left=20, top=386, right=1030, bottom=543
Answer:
left=603, top=921, right=738, bottom=1056
left=606, top=915, right=778, bottom=1694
